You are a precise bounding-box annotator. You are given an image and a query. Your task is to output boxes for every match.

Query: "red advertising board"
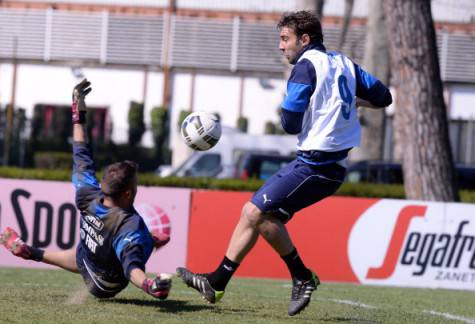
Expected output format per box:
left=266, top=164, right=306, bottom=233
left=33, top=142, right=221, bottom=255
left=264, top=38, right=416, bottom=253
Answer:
left=0, top=179, right=191, bottom=274
left=187, top=190, right=377, bottom=282
left=187, top=190, right=475, bottom=290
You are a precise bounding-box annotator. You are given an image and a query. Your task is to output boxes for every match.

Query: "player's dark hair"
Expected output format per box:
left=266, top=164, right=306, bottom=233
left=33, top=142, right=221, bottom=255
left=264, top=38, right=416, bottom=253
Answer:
left=101, top=160, right=138, bottom=198
left=277, top=10, right=323, bottom=44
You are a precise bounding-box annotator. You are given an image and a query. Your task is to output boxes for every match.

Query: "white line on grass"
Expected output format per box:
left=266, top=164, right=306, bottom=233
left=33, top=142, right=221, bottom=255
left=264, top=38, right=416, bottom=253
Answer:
left=178, top=285, right=475, bottom=323
left=423, top=310, right=475, bottom=324
left=283, top=284, right=379, bottom=309
left=326, top=298, right=378, bottom=309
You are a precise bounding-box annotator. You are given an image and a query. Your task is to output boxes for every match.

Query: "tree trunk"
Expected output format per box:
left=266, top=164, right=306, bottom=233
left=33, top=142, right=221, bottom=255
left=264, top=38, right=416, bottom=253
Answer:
left=296, top=0, right=325, bottom=18
left=383, top=0, right=459, bottom=201
left=351, top=0, right=388, bottom=162
left=337, top=0, right=354, bottom=51
left=315, top=0, right=324, bottom=19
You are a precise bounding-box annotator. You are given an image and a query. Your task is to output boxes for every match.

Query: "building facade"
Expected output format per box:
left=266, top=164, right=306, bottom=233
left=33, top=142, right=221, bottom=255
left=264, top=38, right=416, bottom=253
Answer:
left=0, top=0, right=474, bottom=166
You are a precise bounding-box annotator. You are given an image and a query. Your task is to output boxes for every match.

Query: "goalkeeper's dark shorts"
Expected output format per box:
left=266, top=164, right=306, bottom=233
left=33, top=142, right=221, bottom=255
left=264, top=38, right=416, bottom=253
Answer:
left=251, top=158, right=346, bottom=223
left=76, top=245, right=128, bottom=298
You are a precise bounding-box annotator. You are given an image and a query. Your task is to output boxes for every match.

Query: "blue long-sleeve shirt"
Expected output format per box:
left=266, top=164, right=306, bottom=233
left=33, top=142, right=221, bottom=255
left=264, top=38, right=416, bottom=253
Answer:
left=73, top=142, right=154, bottom=282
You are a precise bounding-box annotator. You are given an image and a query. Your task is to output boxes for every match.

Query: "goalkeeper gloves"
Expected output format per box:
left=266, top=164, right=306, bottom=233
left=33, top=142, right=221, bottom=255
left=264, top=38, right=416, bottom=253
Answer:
left=72, top=78, right=92, bottom=124
left=142, top=274, right=172, bottom=300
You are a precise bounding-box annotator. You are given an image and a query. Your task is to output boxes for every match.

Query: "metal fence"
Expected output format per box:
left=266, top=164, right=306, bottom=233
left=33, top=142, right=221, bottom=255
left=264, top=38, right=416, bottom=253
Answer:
left=8, top=0, right=296, bottom=12
left=1, top=8, right=474, bottom=81
left=9, top=0, right=475, bottom=22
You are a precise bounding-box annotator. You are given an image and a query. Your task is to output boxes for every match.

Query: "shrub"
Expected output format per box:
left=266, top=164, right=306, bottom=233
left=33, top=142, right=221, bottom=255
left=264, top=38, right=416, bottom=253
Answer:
left=264, top=121, right=276, bottom=134
left=150, top=106, right=170, bottom=165
left=34, top=151, right=72, bottom=169
left=237, top=116, right=248, bottom=133
left=1, top=166, right=474, bottom=203
left=177, top=110, right=191, bottom=131
left=128, top=101, right=145, bottom=146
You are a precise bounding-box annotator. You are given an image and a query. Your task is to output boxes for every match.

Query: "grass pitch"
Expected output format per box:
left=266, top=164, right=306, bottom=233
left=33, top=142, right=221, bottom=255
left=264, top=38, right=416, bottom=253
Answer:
left=0, top=268, right=474, bottom=323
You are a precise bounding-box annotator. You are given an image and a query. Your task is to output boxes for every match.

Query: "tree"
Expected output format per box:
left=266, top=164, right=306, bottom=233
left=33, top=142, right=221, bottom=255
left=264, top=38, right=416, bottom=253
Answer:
left=383, top=0, right=459, bottom=201
left=296, top=0, right=325, bottom=18
left=351, top=0, right=389, bottom=161
left=337, top=0, right=354, bottom=51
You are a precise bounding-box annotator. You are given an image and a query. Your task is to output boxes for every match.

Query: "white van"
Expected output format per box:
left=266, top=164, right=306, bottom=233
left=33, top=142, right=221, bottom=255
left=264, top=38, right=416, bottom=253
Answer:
left=163, top=127, right=297, bottom=178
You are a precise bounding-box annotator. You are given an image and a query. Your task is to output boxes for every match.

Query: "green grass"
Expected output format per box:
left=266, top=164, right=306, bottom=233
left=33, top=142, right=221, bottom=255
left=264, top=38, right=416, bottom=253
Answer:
left=0, top=268, right=474, bottom=323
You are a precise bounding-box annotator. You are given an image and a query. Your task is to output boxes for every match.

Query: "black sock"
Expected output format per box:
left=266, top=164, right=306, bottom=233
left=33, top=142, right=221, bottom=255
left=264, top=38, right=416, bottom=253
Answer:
left=29, top=246, right=45, bottom=262
left=281, top=248, right=312, bottom=281
left=206, top=256, right=240, bottom=291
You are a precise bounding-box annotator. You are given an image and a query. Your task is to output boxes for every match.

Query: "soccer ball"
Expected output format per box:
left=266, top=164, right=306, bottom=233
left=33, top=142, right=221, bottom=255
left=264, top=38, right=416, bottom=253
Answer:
left=180, top=112, right=221, bottom=151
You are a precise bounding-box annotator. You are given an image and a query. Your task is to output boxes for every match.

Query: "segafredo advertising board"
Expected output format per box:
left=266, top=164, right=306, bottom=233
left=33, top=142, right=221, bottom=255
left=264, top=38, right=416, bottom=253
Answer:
left=349, top=200, right=475, bottom=290
left=187, top=192, right=475, bottom=290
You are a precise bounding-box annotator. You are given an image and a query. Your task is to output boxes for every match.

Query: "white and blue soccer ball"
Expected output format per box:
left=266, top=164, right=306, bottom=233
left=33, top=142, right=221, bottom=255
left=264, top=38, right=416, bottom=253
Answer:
left=180, top=111, right=221, bottom=151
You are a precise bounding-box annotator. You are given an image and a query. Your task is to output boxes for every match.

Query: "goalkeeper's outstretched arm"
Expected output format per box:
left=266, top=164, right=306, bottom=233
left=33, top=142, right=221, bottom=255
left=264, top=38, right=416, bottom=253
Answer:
left=72, top=79, right=92, bottom=143
left=71, top=79, right=101, bottom=210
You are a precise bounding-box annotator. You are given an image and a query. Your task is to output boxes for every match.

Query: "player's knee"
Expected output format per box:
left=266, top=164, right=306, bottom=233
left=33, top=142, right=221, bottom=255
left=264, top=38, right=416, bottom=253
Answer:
left=92, top=292, right=116, bottom=299
left=242, top=202, right=264, bottom=228
left=88, top=288, right=119, bottom=299
left=85, top=282, right=120, bottom=299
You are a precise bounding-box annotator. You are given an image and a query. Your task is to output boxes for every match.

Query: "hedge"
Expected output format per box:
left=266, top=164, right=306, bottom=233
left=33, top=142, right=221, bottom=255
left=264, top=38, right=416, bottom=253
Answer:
left=0, top=166, right=474, bottom=203
left=34, top=151, right=72, bottom=169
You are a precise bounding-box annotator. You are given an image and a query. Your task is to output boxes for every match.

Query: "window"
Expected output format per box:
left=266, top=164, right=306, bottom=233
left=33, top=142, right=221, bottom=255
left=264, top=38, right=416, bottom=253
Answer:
left=260, top=160, right=288, bottom=180
left=186, top=154, right=222, bottom=177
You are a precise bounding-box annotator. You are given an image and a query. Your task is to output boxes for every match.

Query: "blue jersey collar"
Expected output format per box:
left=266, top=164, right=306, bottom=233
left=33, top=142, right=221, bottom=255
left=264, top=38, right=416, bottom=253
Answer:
left=291, top=42, right=327, bottom=65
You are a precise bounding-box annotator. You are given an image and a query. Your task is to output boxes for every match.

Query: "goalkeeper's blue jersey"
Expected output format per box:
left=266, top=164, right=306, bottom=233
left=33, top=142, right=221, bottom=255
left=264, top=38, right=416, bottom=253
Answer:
left=72, top=142, right=154, bottom=287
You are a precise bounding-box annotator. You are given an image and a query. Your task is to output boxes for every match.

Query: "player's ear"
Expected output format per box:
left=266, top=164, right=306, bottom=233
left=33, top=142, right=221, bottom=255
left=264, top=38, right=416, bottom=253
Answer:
left=120, top=188, right=131, bottom=202
left=300, top=33, right=311, bottom=46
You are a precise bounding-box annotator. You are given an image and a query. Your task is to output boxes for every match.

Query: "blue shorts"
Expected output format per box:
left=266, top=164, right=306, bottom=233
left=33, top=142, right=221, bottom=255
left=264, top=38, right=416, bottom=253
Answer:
left=76, top=245, right=128, bottom=299
left=251, top=159, right=346, bottom=223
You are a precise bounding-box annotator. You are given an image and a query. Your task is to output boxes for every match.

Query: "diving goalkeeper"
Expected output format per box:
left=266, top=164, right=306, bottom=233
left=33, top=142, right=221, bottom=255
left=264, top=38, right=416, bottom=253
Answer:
left=0, top=79, right=171, bottom=300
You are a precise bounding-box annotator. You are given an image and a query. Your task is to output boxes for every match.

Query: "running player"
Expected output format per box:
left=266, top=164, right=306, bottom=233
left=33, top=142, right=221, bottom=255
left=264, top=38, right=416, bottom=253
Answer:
left=177, top=10, right=392, bottom=316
